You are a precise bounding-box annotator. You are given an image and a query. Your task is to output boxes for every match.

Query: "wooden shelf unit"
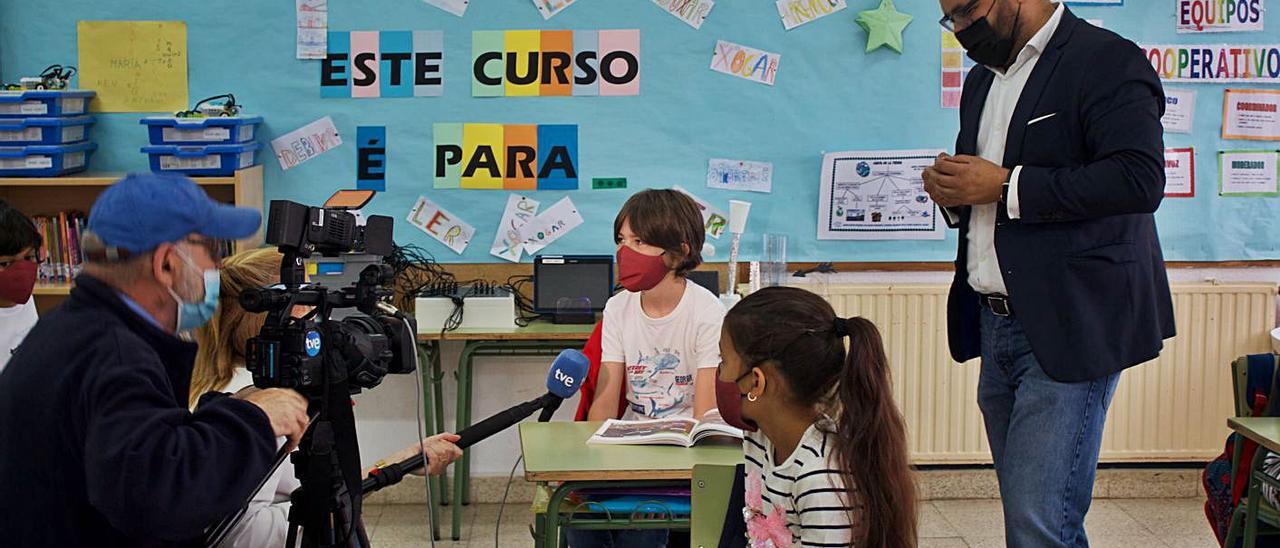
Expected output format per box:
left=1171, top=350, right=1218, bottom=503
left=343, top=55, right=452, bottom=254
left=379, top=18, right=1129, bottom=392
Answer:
left=0, top=166, right=264, bottom=313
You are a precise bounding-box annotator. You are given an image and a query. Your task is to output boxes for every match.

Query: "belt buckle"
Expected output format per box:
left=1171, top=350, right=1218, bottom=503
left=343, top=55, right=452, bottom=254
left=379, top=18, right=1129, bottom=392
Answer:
left=988, top=296, right=1011, bottom=317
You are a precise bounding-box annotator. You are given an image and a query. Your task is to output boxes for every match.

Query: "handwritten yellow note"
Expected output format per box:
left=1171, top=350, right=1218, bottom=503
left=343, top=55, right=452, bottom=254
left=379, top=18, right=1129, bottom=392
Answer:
left=77, top=21, right=188, bottom=113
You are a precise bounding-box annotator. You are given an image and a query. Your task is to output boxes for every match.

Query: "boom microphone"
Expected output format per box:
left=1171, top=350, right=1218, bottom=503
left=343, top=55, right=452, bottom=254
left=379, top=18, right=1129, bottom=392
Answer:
left=362, top=349, right=588, bottom=493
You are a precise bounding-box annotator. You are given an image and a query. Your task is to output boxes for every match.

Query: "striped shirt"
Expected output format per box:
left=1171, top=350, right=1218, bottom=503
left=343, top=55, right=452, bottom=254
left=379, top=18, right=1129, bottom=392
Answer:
left=742, top=419, right=861, bottom=547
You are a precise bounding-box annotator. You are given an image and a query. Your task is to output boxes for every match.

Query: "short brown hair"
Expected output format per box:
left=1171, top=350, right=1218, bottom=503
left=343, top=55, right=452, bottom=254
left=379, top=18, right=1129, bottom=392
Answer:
left=613, top=189, right=705, bottom=276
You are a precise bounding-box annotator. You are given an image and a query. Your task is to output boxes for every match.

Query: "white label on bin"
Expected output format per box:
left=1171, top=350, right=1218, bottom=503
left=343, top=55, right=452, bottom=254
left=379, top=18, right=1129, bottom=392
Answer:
left=162, top=127, right=232, bottom=142
left=61, top=98, right=86, bottom=115
left=0, top=156, right=55, bottom=169
left=160, top=154, right=222, bottom=170
left=61, top=126, right=85, bottom=143
left=20, top=101, right=48, bottom=115
left=237, top=125, right=253, bottom=141
left=0, top=128, right=42, bottom=142
left=238, top=151, right=254, bottom=168
left=63, top=152, right=85, bottom=170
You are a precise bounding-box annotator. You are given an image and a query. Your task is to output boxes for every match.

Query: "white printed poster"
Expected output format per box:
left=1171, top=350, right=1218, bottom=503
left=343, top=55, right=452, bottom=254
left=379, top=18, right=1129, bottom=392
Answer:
left=1223, top=89, right=1280, bottom=141
left=1220, top=150, right=1280, bottom=196
left=1161, top=88, right=1197, bottom=134
left=521, top=197, right=584, bottom=254
left=408, top=196, right=475, bottom=254
left=1177, top=0, right=1265, bottom=33
left=777, top=0, right=847, bottom=30
left=533, top=0, right=576, bottom=20
left=423, top=0, right=469, bottom=17
left=707, top=159, right=773, bottom=193
left=1164, top=147, right=1196, bottom=197
left=674, top=185, right=728, bottom=240
left=818, top=149, right=946, bottom=240
left=270, top=116, right=342, bottom=170
left=652, top=0, right=715, bottom=30
left=491, top=194, right=540, bottom=263
left=710, top=40, right=780, bottom=86
left=296, top=0, right=328, bottom=59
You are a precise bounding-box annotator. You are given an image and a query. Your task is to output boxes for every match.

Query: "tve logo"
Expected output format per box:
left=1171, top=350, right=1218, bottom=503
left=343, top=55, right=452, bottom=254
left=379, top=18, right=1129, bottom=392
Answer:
left=433, top=123, right=578, bottom=190
left=554, top=368, right=577, bottom=387
left=321, top=30, right=444, bottom=98
left=305, top=330, right=322, bottom=357
left=471, top=30, right=640, bottom=97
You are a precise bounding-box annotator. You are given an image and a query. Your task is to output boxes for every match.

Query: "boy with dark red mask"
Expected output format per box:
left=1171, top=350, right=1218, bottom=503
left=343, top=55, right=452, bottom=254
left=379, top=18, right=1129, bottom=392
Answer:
left=0, top=199, right=40, bottom=375
left=576, top=189, right=725, bottom=547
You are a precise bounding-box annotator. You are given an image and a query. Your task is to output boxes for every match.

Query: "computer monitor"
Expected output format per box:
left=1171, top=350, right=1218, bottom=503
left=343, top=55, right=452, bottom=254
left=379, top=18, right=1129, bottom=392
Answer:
left=534, top=255, right=614, bottom=323
left=687, top=270, right=719, bottom=295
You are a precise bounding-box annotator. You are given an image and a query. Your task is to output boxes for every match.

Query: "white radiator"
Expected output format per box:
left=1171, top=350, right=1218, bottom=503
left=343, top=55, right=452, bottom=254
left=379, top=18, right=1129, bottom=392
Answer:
left=802, top=282, right=1277, bottom=464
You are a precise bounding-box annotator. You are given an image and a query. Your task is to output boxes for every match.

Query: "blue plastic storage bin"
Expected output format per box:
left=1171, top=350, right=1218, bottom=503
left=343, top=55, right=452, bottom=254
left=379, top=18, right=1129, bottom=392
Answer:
left=0, top=116, right=95, bottom=145
left=0, top=142, right=97, bottom=177
left=0, top=90, right=95, bottom=118
left=141, top=142, right=261, bottom=177
left=140, top=115, right=263, bottom=145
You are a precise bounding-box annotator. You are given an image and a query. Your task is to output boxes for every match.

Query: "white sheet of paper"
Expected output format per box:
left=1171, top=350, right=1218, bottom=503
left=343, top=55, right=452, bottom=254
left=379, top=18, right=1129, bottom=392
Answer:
left=407, top=196, right=475, bottom=254
left=1223, top=89, right=1280, bottom=141
left=521, top=197, right=584, bottom=254
left=1220, top=150, right=1280, bottom=195
left=818, top=149, right=946, bottom=240
left=533, top=0, right=576, bottom=20
left=710, top=40, right=780, bottom=86
left=707, top=158, right=774, bottom=193
left=1161, top=88, right=1197, bottom=134
left=423, top=0, right=469, bottom=16
left=1164, top=148, right=1195, bottom=196
left=270, top=116, right=343, bottom=171
left=674, top=185, right=727, bottom=239
left=652, top=0, right=715, bottom=29
left=776, top=0, right=847, bottom=30
left=296, top=0, right=328, bottom=60
left=490, top=194, right=541, bottom=263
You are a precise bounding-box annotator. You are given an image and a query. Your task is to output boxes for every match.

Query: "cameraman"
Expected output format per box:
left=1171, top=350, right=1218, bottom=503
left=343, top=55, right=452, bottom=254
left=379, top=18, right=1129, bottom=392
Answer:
left=0, top=173, right=309, bottom=547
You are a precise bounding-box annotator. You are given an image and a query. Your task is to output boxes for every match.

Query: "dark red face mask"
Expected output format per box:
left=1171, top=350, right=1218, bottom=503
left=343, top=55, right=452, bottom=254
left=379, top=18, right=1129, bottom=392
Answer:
left=0, top=259, right=37, bottom=305
left=616, top=245, right=669, bottom=292
left=715, top=371, right=759, bottom=432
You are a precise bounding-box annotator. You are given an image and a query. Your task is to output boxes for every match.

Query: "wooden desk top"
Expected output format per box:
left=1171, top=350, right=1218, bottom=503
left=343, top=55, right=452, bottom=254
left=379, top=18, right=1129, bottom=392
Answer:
left=1229, top=417, right=1280, bottom=454
left=416, top=320, right=596, bottom=342
left=519, top=421, right=744, bottom=482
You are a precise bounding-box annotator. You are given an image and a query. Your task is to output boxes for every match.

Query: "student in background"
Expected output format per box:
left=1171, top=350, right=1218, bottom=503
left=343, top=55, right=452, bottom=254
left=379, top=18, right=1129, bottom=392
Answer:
left=718, top=287, right=916, bottom=548
left=0, top=199, right=41, bottom=375
left=578, top=189, right=724, bottom=547
left=190, top=247, right=463, bottom=548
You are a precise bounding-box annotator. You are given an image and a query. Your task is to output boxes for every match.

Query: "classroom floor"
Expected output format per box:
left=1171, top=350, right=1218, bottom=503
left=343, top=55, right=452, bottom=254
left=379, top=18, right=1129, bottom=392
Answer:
left=364, top=497, right=1218, bottom=547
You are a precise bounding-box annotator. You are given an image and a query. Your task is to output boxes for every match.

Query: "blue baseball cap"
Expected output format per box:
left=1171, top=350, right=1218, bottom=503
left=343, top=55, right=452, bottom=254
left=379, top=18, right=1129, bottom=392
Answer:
left=87, top=172, right=261, bottom=255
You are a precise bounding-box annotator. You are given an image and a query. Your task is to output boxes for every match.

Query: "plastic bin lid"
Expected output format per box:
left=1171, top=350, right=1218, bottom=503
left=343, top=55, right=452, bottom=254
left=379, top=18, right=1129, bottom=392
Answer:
left=0, top=89, right=96, bottom=100
left=140, top=115, right=264, bottom=126
left=0, top=115, right=96, bottom=128
left=0, top=141, right=98, bottom=157
left=140, top=141, right=263, bottom=155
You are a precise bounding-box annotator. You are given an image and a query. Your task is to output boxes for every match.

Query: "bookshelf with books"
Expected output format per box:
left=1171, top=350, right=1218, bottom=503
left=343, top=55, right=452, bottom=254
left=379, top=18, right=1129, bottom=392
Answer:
left=0, top=165, right=263, bottom=313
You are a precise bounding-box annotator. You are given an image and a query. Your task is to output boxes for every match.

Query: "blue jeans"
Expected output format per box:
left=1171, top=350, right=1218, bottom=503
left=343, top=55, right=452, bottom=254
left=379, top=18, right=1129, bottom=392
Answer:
left=565, top=529, right=669, bottom=548
left=978, top=309, right=1120, bottom=548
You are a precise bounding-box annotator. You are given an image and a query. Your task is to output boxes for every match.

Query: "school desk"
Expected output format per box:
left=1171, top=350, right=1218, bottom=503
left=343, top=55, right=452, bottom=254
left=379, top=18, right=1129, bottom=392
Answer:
left=519, top=421, right=744, bottom=547
left=416, top=320, right=596, bottom=540
left=1229, top=417, right=1280, bottom=548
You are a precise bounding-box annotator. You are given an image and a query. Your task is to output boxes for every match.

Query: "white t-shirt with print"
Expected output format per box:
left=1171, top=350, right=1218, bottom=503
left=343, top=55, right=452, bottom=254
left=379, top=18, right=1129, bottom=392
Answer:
left=601, top=281, right=724, bottom=420
left=0, top=298, right=38, bottom=374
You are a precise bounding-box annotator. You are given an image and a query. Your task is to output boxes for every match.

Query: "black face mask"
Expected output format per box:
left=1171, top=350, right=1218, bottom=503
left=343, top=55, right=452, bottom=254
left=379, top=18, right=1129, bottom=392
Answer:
left=954, top=1, right=1023, bottom=69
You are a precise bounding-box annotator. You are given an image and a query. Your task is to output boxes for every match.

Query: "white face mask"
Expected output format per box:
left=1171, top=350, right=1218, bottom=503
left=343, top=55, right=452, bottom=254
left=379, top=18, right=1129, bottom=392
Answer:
left=167, top=247, right=220, bottom=333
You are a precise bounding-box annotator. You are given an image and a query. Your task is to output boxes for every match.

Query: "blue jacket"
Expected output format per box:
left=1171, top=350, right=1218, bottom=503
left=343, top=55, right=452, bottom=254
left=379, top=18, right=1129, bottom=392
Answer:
left=947, top=8, right=1176, bottom=382
left=0, top=274, right=276, bottom=547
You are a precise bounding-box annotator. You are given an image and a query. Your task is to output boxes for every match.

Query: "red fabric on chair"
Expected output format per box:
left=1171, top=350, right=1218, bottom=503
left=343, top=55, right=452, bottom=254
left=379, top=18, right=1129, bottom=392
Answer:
left=574, top=321, right=628, bottom=421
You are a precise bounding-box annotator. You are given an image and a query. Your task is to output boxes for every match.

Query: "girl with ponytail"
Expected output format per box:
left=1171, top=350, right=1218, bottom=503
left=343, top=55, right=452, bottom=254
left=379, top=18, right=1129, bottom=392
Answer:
left=718, top=286, right=916, bottom=547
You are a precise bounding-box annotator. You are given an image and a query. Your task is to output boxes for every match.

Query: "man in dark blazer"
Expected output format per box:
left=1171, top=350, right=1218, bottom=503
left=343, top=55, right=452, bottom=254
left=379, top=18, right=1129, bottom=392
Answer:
left=923, top=1, right=1175, bottom=545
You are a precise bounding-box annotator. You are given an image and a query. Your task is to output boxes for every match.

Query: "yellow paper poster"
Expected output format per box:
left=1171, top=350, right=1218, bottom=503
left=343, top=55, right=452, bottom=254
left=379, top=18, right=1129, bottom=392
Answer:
left=77, top=21, right=188, bottom=113
left=461, top=124, right=504, bottom=189
left=504, top=30, right=542, bottom=97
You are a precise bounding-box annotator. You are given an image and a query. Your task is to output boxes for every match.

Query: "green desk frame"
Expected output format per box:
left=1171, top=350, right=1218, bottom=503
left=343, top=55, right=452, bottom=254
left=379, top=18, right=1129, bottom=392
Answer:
left=1228, top=417, right=1280, bottom=548
left=415, top=322, right=596, bottom=541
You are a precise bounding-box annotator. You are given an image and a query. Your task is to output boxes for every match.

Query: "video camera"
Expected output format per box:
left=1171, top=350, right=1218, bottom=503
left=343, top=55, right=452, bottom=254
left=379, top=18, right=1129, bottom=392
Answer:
left=240, top=190, right=415, bottom=393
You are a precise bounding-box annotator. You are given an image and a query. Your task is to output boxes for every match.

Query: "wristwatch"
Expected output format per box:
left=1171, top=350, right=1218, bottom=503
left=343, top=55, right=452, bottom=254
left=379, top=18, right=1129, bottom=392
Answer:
left=1000, top=181, right=1010, bottom=204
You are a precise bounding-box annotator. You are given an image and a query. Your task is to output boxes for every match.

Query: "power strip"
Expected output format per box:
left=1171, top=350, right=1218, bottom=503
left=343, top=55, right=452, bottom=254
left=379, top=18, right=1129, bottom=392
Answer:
left=414, top=286, right=517, bottom=332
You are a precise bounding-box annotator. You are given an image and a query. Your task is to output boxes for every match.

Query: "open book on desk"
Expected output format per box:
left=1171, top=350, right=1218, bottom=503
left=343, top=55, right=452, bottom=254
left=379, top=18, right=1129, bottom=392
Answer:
left=586, top=409, right=744, bottom=447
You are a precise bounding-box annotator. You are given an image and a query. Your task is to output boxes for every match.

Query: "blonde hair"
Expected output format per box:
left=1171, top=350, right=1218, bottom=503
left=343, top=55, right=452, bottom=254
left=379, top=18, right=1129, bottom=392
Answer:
left=190, top=247, right=282, bottom=407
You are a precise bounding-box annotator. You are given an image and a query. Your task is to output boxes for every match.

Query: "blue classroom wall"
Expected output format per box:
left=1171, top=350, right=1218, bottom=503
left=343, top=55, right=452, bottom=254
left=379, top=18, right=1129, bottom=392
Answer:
left=0, top=0, right=1276, bottom=263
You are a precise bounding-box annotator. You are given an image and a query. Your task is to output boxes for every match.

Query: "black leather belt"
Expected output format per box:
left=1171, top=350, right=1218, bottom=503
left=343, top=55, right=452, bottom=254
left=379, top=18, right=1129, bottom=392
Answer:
left=979, top=294, right=1014, bottom=317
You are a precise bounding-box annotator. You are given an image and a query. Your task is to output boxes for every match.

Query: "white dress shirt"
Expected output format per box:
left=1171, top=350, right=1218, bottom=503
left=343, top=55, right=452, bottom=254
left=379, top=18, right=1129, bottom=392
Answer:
left=963, top=2, right=1064, bottom=296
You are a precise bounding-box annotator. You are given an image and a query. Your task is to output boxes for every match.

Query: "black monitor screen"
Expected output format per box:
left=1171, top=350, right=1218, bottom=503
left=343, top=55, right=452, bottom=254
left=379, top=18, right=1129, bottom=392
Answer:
left=534, top=256, right=614, bottom=314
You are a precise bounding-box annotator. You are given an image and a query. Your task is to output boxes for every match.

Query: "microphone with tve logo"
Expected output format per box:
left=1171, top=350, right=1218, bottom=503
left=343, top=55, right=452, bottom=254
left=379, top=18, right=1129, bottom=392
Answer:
left=362, top=349, right=588, bottom=494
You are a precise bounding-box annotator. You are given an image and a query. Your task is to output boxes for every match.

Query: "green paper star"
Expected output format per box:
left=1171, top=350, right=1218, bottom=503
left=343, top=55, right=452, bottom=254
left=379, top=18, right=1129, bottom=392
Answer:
left=857, top=0, right=914, bottom=54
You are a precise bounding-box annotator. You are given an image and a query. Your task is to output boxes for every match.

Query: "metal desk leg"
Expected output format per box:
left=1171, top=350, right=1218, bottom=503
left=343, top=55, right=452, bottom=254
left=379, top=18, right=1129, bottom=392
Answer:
left=1246, top=448, right=1266, bottom=548
left=428, top=341, right=450, bottom=508
left=544, top=482, right=576, bottom=548
left=452, top=341, right=480, bottom=540
left=415, top=343, right=443, bottom=540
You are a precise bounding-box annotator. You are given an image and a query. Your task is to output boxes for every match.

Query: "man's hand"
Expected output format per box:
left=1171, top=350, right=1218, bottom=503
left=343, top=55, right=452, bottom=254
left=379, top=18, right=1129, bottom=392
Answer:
left=242, top=388, right=310, bottom=451
left=378, top=433, right=464, bottom=476
left=923, top=153, right=1010, bottom=208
